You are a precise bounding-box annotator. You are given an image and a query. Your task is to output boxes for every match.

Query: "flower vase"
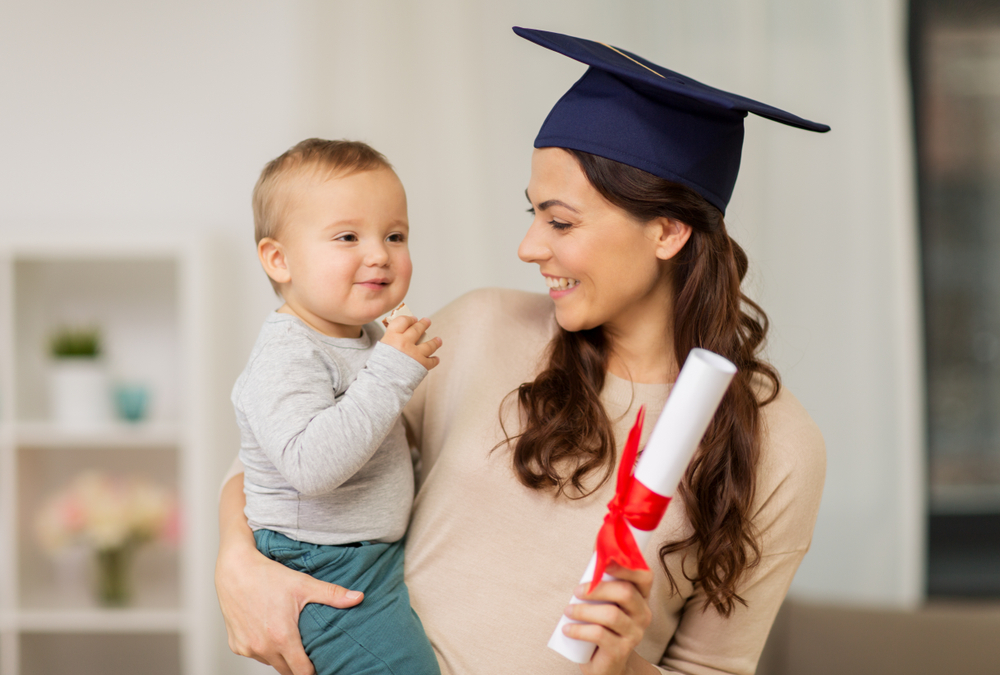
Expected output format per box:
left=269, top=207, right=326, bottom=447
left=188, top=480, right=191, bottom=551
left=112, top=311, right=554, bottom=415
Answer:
left=95, top=546, right=133, bottom=607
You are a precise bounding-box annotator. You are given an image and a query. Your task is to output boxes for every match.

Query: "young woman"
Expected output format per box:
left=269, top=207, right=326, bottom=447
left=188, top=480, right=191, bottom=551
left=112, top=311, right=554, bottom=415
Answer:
left=215, top=28, right=828, bottom=675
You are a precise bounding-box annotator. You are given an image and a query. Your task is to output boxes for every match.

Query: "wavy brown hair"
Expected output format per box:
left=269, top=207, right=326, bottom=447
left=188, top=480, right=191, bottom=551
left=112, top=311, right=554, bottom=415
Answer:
left=502, top=149, right=779, bottom=616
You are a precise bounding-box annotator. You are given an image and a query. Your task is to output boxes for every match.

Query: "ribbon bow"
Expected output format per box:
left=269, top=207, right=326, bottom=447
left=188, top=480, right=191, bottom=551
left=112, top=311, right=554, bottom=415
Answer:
left=589, top=405, right=672, bottom=592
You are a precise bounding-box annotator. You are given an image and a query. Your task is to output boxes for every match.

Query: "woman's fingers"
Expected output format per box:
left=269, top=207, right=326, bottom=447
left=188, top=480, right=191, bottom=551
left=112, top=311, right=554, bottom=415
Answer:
left=572, top=566, right=653, bottom=624
left=218, top=560, right=314, bottom=675
left=273, top=575, right=365, bottom=675
left=279, top=648, right=315, bottom=675
left=257, top=652, right=296, bottom=675
left=600, top=562, right=654, bottom=598
left=564, top=601, right=639, bottom=641
left=297, top=573, right=365, bottom=610
left=559, top=563, right=656, bottom=674
left=216, top=537, right=365, bottom=675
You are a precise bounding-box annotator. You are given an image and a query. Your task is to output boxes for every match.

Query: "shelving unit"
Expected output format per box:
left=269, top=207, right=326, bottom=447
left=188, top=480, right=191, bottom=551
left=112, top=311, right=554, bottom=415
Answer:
left=0, top=243, right=213, bottom=675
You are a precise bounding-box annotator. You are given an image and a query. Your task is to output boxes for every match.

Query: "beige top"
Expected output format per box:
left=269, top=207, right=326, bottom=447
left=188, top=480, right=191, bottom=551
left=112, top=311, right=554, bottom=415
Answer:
left=401, top=288, right=825, bottom=675
left=226, top=287, right=825, bottom=674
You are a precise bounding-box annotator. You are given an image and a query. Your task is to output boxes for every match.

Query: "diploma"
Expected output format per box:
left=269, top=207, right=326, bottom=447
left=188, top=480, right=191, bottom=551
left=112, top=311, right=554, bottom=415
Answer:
left=547, top=348, right=737, bottom=664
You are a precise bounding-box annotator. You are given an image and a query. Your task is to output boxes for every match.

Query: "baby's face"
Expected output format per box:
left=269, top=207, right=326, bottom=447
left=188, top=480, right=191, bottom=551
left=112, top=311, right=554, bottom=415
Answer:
left=277, top=167, right=412, bottom=337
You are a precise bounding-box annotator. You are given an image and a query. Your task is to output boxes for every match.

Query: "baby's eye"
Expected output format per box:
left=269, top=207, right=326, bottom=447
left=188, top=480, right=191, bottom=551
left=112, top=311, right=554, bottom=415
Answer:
left=386, top=232, right=406, bottom=243
left=335, top=233, right=358, bottom=242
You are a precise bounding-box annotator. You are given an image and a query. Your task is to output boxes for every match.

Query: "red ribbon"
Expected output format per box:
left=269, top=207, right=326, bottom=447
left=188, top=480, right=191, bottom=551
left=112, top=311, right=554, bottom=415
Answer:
left=589, top=405, right=672, bottom=593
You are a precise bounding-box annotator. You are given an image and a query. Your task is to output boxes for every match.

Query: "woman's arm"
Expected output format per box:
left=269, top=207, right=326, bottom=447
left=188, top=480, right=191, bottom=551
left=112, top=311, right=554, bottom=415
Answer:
left=215, top=472, right=364, bottom=675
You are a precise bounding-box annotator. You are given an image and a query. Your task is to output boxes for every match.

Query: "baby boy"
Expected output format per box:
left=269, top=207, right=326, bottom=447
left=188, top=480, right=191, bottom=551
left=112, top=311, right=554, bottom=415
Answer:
left=232, top=138, right=441, bottom=674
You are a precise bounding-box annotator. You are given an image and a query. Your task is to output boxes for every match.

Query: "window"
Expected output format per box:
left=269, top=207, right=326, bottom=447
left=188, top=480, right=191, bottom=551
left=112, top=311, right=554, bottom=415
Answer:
left=911, top=0, right=1000, bottom=596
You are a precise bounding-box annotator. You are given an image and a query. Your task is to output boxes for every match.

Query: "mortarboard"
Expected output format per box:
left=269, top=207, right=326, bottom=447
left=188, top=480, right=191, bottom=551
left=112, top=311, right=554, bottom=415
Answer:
left=514, top=26, right=830, bottom=214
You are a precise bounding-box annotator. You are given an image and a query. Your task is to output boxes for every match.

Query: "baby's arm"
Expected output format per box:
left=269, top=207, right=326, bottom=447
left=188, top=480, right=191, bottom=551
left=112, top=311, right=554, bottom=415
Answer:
left=237, top=329, right=433, bottom=496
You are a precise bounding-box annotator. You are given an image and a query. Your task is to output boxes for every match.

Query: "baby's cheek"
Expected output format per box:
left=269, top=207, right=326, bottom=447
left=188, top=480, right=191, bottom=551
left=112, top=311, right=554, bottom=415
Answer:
left=395, top=255, right=414, bottom=285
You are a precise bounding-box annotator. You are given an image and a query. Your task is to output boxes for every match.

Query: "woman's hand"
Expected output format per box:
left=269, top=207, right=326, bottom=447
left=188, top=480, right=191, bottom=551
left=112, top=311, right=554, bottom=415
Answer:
left=215, top=473, right=363, bottom=675
left=561, top=562, right=659, bottom=675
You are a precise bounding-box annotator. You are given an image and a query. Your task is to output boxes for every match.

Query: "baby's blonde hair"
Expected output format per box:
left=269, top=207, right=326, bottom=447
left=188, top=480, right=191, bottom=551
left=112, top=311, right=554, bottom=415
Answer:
left=252, top=138, right=393, bottom=293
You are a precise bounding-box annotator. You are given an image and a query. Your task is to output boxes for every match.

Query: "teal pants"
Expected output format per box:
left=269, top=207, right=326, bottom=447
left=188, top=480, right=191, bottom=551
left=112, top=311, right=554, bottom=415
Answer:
left=254, top=529, right=440, bottom=675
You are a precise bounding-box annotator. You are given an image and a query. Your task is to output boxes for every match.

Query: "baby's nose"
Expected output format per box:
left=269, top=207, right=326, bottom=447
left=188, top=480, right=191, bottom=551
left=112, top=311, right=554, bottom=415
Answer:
left=365, top=243, right=390, bottom=265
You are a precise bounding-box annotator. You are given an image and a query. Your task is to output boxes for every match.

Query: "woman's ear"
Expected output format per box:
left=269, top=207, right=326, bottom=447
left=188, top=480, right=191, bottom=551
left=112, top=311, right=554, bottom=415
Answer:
left=651, top=217, right=692, bottom=261
left=258, top=237, right=291, bottom=285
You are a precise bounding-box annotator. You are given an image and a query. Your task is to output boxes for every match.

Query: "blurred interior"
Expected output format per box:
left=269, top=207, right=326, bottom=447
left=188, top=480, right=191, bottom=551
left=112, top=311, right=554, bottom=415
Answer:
left=0, top=1, right=998, bottom=673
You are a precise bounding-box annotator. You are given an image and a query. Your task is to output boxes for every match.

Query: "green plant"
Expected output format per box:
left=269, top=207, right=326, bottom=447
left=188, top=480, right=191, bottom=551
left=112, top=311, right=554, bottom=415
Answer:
left=49, top=326, right=102, bottom=358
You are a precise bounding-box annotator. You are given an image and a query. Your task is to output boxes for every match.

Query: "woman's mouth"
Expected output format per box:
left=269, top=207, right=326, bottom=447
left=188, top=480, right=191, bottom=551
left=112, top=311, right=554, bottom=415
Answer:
left=545, top=276, right=580, bottom=291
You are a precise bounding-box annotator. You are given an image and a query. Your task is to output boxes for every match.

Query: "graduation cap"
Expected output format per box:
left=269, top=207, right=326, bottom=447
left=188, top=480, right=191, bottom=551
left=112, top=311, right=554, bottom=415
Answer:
left=514, top=26, right=830, bottom=214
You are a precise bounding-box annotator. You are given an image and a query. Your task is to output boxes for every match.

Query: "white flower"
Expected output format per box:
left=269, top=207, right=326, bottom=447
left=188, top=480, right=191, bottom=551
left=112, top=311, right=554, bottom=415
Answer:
left=35, top=470, right=178, bottom=554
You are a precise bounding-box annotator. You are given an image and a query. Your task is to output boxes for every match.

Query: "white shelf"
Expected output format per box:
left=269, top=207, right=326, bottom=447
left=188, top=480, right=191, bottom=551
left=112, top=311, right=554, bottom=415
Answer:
left=5, top=421, right=181, bottom=449
left=0, top=243, right=214, bottom=675
left=15, top=609, right=183, bottom=633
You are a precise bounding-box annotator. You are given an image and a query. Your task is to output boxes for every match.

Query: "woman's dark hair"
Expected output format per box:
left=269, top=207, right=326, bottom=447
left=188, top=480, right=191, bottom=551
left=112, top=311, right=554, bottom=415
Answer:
left=501, top=148, right=779, bottom=616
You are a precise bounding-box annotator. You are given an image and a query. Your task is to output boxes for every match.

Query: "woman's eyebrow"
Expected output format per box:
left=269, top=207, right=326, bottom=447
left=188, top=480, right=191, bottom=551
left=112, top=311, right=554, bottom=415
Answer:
left=524, top=189, right=579, bottom=213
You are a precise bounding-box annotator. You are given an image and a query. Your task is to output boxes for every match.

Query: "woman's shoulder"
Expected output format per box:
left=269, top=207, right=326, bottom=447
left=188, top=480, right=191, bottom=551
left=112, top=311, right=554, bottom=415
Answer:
left=752, top=380, right=827, bottom=552
left=758, top=383, right=826, bottom=472
left=429, top=287, right=556, bottom=343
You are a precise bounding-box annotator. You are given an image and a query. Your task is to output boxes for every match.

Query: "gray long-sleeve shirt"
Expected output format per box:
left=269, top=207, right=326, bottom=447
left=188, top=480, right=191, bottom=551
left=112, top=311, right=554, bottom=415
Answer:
left=233, top=312, right=427, bottom=545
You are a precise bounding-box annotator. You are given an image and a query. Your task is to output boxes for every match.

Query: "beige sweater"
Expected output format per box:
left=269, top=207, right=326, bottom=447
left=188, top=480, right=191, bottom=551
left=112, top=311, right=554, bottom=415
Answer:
left=228, top=287, right=825, bottom=674
left=401, top=288, right=825, bottom=675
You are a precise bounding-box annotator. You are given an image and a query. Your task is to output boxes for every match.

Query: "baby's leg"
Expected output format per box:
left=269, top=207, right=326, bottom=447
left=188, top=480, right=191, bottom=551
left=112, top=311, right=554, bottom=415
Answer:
left=254, top=530, right=439, bottom=675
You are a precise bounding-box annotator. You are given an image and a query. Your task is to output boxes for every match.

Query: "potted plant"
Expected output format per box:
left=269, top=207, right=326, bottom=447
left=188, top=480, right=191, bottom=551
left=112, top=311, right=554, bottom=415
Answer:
left=48, top=325, right=111, bottom=427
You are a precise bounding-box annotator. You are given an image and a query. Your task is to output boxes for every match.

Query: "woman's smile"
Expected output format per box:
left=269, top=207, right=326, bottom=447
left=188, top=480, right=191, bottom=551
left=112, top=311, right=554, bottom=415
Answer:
left=544, top=274, right=580, bottom=295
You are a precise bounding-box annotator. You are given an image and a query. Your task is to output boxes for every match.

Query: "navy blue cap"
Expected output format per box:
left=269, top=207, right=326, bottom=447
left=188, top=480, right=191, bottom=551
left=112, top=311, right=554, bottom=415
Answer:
left=514, top=26, right=830, bottom=214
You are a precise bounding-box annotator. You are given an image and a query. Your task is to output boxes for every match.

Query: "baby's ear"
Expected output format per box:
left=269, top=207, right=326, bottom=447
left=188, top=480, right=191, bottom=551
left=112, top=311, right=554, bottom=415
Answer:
left=258, top=237, right=291, bottom=284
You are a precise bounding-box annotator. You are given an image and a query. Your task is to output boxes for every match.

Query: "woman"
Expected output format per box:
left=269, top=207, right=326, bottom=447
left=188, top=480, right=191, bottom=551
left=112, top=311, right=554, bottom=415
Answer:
left=216, top=27, right=827, bottom=675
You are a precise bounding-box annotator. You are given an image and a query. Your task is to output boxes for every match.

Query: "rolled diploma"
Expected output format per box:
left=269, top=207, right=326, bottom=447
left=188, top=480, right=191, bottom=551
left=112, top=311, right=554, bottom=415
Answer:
left=547, top=348, right=737, bottom=664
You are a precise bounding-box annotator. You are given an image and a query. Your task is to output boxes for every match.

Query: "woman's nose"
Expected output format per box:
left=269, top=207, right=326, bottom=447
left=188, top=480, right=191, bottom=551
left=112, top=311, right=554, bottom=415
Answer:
left=518, top=220, right=550, bottom=264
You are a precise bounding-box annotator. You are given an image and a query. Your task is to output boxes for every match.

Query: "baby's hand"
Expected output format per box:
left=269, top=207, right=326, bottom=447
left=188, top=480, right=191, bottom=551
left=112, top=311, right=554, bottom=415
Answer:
left=380, top=316, right=442, bottom=370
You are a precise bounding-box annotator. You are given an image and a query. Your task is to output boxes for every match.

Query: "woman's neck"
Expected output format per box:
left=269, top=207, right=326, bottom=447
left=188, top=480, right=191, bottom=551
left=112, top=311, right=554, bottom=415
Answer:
left=604, top=317, right=678, bottom=385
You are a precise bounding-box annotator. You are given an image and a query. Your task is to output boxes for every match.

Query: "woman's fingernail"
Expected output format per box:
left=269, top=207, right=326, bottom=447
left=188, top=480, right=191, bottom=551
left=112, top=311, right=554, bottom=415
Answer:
left=346, top=591, right=362, bottom=600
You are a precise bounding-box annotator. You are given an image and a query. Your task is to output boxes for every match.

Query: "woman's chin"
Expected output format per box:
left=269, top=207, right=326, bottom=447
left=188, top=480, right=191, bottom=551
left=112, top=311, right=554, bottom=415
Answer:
left=553, top=311, right=600, bottom=333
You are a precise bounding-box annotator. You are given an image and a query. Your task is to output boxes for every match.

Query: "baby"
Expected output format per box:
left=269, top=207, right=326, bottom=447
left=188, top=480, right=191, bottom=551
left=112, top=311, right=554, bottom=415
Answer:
left=232, top=138, right=441, bottom=674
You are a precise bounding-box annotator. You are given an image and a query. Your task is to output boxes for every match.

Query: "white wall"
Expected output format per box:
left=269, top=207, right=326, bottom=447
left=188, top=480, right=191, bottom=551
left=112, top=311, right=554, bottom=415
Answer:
left=1, top=0, right=922, bottom=671
left=0, top=2, right=310, bottom=672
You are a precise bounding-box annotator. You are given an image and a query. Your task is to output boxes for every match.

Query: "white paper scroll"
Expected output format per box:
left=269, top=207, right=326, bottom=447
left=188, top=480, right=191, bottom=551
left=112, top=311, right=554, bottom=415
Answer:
left=548, top=348, right=737, bottom=664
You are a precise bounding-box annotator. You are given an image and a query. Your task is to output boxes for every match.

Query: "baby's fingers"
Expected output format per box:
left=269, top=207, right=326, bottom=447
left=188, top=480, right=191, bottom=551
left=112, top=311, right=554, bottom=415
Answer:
left=385, top=314, right=420, bottom=334
left=417, top=342, right=441, bottom=370
left=419, top=335, right=442, bottom=356
left=404, top=317, right=432, bottom=341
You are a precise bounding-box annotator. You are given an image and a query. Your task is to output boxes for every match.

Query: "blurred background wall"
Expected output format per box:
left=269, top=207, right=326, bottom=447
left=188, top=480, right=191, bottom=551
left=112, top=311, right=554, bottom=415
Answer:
left=0, top=1, right=921, bottom=672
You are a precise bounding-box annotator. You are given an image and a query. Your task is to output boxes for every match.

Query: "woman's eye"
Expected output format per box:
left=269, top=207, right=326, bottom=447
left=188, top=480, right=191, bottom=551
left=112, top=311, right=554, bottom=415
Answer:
left=527, top=207, right=536, bottom=216
left=549, top=219, right=571, bottom=231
